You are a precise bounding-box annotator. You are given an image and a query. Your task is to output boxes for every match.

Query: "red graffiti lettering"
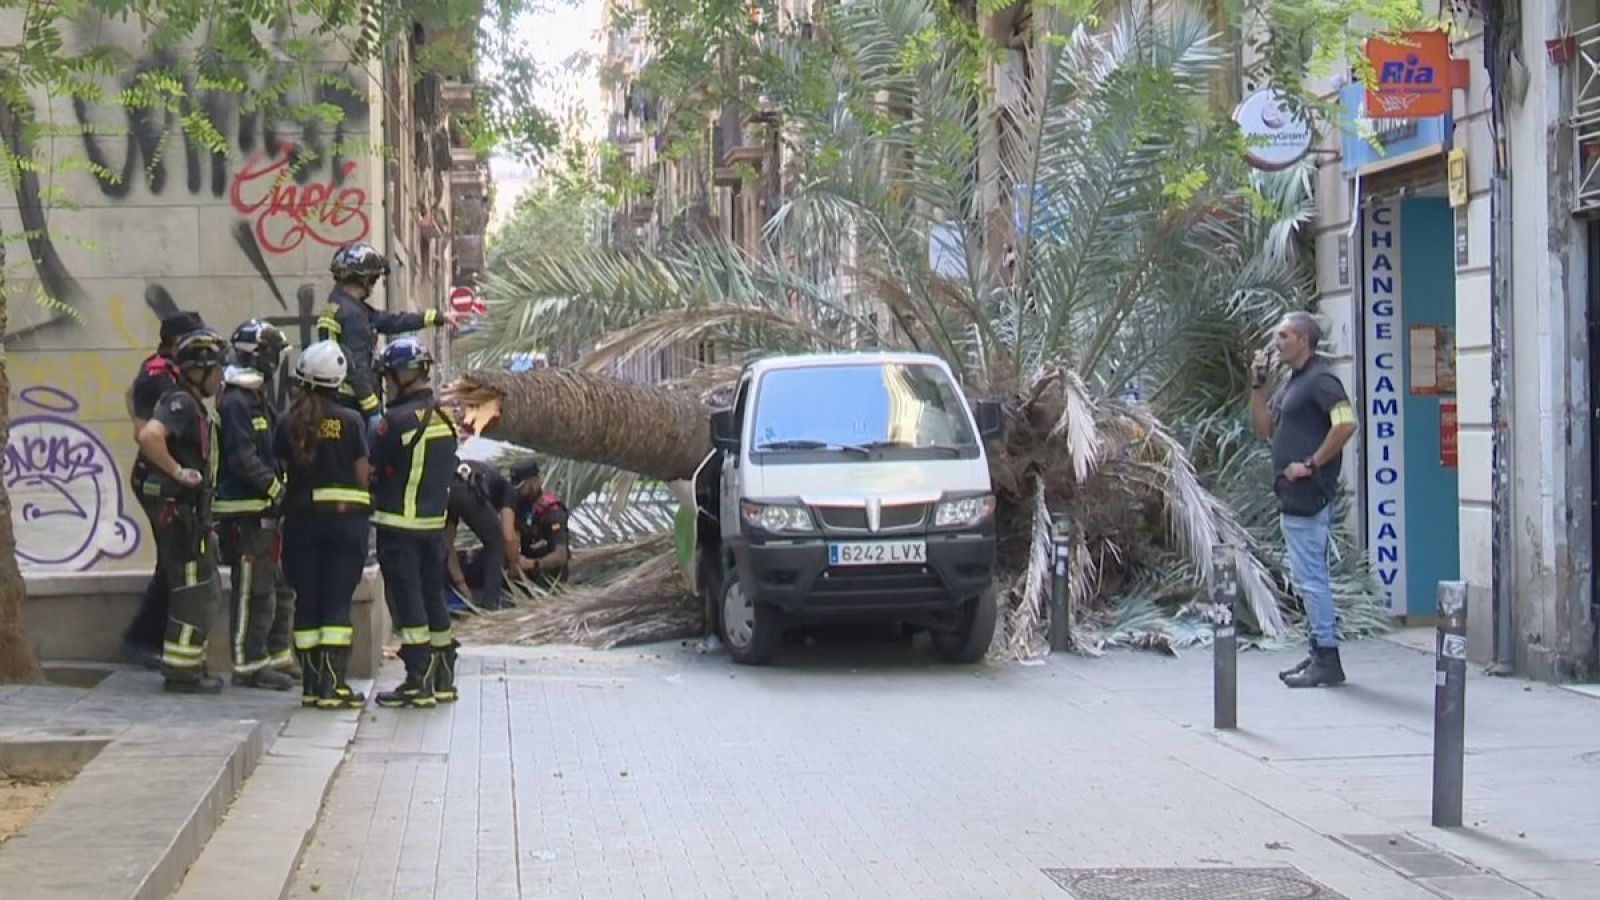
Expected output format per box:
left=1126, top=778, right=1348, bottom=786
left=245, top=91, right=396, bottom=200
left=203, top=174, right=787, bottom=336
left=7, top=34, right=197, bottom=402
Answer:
left=229, top=149, right=370, bottom=254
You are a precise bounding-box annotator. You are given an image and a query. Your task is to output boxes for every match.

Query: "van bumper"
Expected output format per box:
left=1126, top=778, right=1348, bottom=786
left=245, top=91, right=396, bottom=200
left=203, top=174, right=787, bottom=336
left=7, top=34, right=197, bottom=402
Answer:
left=731, top=531, right=996, bottom=618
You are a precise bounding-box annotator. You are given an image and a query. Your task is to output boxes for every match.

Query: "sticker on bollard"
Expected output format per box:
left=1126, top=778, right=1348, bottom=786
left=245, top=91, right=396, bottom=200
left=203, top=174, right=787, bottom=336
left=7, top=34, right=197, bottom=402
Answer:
left=1433, top=580, right=1468, bottom=828
left=1210, top=547, right=1240, bottom=731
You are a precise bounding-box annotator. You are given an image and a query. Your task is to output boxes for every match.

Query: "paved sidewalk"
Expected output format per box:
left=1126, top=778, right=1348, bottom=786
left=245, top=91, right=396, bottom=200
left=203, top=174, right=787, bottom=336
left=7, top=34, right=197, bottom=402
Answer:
left=282, top=630, right=1600, bottom=899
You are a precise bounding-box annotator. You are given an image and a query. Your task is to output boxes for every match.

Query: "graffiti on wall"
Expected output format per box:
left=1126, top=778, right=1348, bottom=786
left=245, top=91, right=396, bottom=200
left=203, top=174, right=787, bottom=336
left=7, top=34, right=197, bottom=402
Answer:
left=231, top=151, right=370, bottom=254
left=0, top=46, right=371, bottom=338
left=3, top=388, right=140, bottom=571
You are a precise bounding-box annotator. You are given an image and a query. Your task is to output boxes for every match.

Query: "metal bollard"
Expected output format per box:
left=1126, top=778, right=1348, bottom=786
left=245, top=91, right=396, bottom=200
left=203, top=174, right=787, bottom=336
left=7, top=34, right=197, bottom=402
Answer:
left=1048, top=513, right=1071, bottom=651
left=1433, top=580, right=1469, bottom=828
left=1210, top=547, right=1239, bottom=730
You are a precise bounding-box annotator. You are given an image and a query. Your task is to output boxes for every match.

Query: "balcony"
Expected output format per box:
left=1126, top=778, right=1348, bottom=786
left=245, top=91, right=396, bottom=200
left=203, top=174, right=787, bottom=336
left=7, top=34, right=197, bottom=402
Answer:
left=717, top=106, right=767, bottom=169
left=439, top=80, right=475, bottom=117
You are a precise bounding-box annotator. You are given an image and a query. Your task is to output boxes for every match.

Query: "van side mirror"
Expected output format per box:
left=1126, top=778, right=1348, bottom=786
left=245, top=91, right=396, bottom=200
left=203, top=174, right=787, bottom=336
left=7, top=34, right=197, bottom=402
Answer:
left=710, top=408, right=740, bottom=452
left=973, top=401, right=1003, bottom=441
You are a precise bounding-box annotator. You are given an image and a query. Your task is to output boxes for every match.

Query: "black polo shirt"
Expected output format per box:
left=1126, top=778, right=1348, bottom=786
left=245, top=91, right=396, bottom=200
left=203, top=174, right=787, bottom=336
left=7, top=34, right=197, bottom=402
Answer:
left=1269, top=355, right=1349, bottom=516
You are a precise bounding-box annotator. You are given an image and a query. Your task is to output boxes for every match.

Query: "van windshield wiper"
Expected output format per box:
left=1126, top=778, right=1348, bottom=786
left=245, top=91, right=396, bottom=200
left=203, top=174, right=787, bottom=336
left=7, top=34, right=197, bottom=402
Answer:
left=756, top=440, right=868, bottom=455
left=843, top=440, right=965, bottom=457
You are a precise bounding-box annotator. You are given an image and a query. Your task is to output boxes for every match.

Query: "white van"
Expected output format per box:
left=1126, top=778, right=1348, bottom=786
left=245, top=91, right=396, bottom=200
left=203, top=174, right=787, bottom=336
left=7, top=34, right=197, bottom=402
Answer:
left=692, top=352, right=1003, bottom=665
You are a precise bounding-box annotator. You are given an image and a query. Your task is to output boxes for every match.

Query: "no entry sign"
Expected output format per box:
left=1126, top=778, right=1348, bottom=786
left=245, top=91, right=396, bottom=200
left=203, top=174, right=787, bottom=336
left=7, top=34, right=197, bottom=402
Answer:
left=449, top=286, right=483, bottom=317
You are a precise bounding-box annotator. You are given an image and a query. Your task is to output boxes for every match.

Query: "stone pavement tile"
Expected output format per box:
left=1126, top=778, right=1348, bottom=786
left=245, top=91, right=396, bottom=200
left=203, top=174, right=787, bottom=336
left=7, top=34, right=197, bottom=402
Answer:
left=1416, top=873, right=1545, bottom=898
left=0, top=845, right=155, bottom=895
left=1522, top=876, right=1600, bottom=899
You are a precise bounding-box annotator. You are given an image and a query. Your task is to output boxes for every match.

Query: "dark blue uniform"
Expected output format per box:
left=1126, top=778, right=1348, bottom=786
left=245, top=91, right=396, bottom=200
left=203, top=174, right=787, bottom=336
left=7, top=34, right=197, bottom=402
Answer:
left=370, top=390, right=458, bottom=702
left=122, top=352, right=183, bottom=656
left=216, top=373, right=293, bottom=678
left=274, top=400, right=370, bottom=708
left=134, top=388, right=221, bottom=680
left=448, top=460, right=514, bottom=610
left=315, top=288, right=439, bottom=418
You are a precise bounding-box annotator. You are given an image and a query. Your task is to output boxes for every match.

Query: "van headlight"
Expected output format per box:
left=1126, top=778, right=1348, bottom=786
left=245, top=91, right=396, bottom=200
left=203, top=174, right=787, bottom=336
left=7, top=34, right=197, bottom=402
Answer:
left=741, top=501, right=816, bottom=534
left=934, top=495, right=995, bottom=528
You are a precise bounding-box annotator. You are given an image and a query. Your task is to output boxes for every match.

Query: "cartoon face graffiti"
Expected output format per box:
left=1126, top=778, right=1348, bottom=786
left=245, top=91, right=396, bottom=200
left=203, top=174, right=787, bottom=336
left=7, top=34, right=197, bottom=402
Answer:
left=2, top=387, right=140, bottom=570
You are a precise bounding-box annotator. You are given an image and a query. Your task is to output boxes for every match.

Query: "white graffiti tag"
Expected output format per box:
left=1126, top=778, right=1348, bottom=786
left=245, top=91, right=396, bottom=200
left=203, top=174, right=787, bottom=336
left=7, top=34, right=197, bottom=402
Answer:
left=3, top=387, right=139, bottom=570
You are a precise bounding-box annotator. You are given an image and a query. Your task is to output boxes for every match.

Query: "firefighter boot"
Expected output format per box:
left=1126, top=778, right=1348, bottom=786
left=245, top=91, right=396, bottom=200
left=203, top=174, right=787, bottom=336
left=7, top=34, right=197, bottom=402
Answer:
left=298, top=649, right=323, bottom=708
left=233, top=667, right=295, bottom=691
left=1282, top=646, right=1347, bottom=689
left=432, top=641, right=459, bottom=703
left=376, top=645, right=437, bottom=709
left=163, top=671, right=225, bottom=694
left=317, top=647, right=366, bottom=710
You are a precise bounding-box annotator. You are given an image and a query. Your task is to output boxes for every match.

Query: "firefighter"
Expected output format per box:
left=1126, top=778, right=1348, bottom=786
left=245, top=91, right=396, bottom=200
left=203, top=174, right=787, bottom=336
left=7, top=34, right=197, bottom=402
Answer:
left=509, top=460, right=571, bottom=586
left=370, top=338, right=459, bottom=708
left=315, top=242, right=459, bottom=426
left=215, top=320, right=297, bottom=691
left=445, top=459, right=519, bottom=613
left=132, top=328, right=227, bottom=693
left=120, top=310, right=207, bottom=668
left=275, top=340, right=371, bottom=709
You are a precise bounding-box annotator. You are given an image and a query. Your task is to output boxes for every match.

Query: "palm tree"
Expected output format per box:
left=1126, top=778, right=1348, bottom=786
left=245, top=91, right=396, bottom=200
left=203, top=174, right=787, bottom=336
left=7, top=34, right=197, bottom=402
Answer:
left=447, top=0, right=1388, bottom=656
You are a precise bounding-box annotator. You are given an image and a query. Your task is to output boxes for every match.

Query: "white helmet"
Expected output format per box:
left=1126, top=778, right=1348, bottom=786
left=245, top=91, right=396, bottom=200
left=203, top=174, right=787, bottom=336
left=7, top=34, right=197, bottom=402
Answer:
left=293, top=340, right=348, bottom=390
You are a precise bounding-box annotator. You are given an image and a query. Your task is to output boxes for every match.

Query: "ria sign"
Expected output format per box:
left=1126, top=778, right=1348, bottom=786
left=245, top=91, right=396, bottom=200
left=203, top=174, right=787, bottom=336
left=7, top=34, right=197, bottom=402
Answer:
left=1364, top=31, right=1470, bottom=119
left=1233, top=89, right=1312, bottom=171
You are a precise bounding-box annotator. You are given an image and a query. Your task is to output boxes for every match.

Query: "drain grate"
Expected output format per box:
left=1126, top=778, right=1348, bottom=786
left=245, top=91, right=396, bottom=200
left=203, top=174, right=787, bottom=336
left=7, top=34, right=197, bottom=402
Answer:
left=1042, top=867, right=1347, bottom=900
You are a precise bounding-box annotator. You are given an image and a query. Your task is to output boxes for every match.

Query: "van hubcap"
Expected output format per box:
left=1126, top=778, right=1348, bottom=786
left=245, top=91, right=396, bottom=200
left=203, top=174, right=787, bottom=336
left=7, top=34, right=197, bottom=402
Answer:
left=723, top=582, right=754, bottom=649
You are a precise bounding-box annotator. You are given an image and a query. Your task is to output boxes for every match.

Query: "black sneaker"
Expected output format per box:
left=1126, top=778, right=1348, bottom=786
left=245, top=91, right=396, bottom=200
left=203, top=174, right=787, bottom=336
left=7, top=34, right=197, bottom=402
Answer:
left=233, top=668, right=296, bottom=691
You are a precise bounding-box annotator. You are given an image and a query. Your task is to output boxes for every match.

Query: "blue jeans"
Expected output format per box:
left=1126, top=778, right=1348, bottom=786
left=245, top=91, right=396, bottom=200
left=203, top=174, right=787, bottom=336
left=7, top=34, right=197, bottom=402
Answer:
left=1280, top=505, right=1337, bottom=649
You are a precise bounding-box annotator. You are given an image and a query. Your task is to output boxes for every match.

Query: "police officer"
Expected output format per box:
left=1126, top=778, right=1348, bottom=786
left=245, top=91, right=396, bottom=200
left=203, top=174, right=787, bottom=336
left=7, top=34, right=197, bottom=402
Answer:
left=445, top=459, right=519, bottom=612
left=316, top=242, right=459, bottom=426
left=370, top=338, right=459, bottom=707
left=132, top=328, right=226, bottom=693
left=508, top=460, right=571, bottom=586
left=216, top=320, right=296, bottom=691
left=275, top=341, right=371, bottom=709
left=121, top=310, right=207, bottom=668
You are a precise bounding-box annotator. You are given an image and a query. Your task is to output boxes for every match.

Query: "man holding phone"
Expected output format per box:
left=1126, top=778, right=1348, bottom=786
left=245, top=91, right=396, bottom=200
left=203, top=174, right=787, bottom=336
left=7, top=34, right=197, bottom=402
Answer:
left=1249, top=311, right=1358, bottom=688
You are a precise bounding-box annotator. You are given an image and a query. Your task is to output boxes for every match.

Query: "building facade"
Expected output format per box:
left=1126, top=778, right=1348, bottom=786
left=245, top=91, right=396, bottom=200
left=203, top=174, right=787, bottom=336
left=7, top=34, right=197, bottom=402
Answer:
left=1304, top=0, right=1598, bottom=681
left=0, top=15, right=489, bottom=577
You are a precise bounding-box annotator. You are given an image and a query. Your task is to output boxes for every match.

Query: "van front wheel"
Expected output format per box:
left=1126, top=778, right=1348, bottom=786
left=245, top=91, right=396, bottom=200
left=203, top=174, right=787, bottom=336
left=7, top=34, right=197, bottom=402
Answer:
left=720, top=574, right=781, bottom=666
left=931, top=588, right=998, bottom=664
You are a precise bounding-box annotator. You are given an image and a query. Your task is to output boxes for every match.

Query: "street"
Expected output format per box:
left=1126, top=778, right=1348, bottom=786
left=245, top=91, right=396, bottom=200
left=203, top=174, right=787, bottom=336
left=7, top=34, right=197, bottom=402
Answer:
left=284, top=633, right=1600, bottom=899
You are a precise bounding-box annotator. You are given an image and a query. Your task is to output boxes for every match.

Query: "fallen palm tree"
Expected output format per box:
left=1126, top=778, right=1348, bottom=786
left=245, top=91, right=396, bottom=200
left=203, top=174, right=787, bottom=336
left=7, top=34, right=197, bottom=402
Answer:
left=450, top=0, right=1392, bottom=659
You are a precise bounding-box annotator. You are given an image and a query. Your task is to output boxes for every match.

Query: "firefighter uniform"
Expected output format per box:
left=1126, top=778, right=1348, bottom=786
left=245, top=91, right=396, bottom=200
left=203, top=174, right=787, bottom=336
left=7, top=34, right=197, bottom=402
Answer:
left=122, top=311, right=206, bottom=661
left=215, top=362, right=295, bottom=688
left=131, top=334, right=225, bottom=691
left=447, top=460, right=515, bottom=611
left=516, top=489, right=571, bottom=586
left=275, top=342, right=371, bottom=709
left=315, top=286, right=442, bottom=417
left=371, top=386, right=459, bottom=707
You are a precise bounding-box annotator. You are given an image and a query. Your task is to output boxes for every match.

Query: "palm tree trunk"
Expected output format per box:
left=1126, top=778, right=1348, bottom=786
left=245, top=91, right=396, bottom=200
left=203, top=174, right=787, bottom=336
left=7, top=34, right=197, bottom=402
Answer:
left=0, top=226, right=42, bottom=681
left=447, top=368, right=714, bottom=482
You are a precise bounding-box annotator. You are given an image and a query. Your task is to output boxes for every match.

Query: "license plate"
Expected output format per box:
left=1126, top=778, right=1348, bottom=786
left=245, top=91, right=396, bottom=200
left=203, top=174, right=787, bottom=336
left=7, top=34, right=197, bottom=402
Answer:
left=828, top=540, right=926, bottom=566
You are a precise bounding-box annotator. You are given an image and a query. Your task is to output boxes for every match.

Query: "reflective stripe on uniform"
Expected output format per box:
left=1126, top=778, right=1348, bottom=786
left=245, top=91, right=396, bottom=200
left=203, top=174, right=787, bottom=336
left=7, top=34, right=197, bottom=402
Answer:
left=214, top=498, right=271, bottom=514
left=317, top=315, right=342, bottom=337
left=429, top=629, right=453, bottom=648
left=320, top=625, right=354, bottom=647
left=269, top=648, right=295, bottom=666
left=233, top=556, right=254, bottom=667
left=370, top=511, right=447, bottom=530
left=294, top=629, right=322, bottom=650
left=399, top=626, right=429, bottom=646
left=312, top=487, right=371, bottom=506
left=162, top=641, right=204, bottom=668
left=392, top=419, right=456, bottom=528
left=184, top=560, right=199, bottom=586
left=359, top=394, right=380, bottom=413
left=250, top=416, right=269, bottom=431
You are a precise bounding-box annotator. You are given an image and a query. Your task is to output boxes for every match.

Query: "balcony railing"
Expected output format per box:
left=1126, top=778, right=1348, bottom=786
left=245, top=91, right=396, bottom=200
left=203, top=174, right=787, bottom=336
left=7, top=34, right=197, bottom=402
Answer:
left=1573, top=22, right=1600, bottom=213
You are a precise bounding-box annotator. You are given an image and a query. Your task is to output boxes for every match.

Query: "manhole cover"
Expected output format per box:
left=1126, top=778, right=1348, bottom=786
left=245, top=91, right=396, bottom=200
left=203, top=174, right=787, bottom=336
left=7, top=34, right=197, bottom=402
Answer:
left=1042, top=867, right=1347, bottom=900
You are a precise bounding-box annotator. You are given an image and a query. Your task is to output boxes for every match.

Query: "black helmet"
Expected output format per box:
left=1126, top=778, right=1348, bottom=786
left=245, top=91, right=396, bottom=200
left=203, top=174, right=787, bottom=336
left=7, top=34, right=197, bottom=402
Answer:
left=330, top=242, right=389, bottom=285
left=159, top=310, right=206, bottom=345
left=174, top=328, right=226, bottom=372
left=230, top=320, right=288, bottom=374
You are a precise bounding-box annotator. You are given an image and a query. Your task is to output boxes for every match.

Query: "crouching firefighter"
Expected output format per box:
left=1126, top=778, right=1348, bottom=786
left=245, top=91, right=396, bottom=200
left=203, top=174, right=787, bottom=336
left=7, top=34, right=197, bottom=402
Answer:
left=132, top=329, right=227, bottom=693
left=216, top=321, right=297, bottom=690
left=276, top=341, right=372, bottom=709
left=370, top=338, right=460, bottom=707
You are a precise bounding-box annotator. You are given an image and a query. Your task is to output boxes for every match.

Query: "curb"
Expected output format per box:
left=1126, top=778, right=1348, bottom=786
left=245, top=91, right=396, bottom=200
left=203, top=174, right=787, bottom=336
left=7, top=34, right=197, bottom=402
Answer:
left=172, top=679, right=372, bottom=900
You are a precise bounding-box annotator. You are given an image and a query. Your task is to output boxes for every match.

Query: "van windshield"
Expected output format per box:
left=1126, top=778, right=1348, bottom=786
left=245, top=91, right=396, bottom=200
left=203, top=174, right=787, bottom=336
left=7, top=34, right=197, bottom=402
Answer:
left=749, top=362, right=979, bottom=460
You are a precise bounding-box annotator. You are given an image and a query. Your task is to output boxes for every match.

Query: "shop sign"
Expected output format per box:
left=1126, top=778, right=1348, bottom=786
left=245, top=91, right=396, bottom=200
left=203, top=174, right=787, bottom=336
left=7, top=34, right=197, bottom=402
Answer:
left=1364, top=30, right=1469, bottom=119
left=1233, top=89, right=1313, bottom=171
left=1364, top=203, right=1407, bottom=614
